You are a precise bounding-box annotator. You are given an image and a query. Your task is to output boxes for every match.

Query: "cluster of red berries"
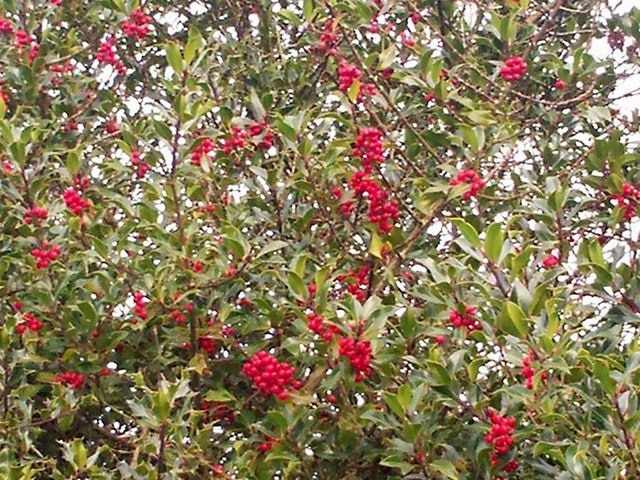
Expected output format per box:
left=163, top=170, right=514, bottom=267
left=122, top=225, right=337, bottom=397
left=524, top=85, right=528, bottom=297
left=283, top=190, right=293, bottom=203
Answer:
left=221, top=126, right=247, bottom=154
left=336, top=265, right=370, bottom=302
left=130, top=151, right=150, bottom=179
left=499, top=56, right=527, bottom=82
left=54, top=372, right=85, bottom=390
left=338, top=62, right=362, bottom=93
left=399, top=30, right=416, bottom=47
left=242, top=351, right=295, bottom=400
left=0, top=17, right=13, bottom=34
left=104, top=120, right=119, bottom=134
left=122, top=9, right=152, bottom=39
left=133, top=291, right=149, bottom=320
left=450, top=305, right=482, bottom=332
left=248, top=120, right=275, bottom=149
left=258, top=435, right=279, bottom=453
left=201, top=400, right=235, bottom=423
left=338, top=62, right=377, bottom=100
left=449, top=169, right=485, bottom=200
left=24, top=206, right=48, bottom=225
left=353, top=127, right=385, bottom=172
left=15, top=29, right=32, bottom=47
left=485, top=409, right=518, bottom=474
left=49, top=62, right=74, bottom=86
left=338, top=337, right=373, bottom=381
left=198, top=336, right=216, bottom=355
left=63, top=188, right=90, bottom=215
left=612, top=182, right=639, bottom=220
left=307, top=311, right=340, bottom=342
left=522, top=351, right=535, bottom=389
left=198, top=203, right=217, bottom=215
left=348, top=171, right=399, bottom=233
left=31, top=242, right=61, bottom=269
left=15, top=312, right=43, bottom=334
left=316, top=20, right=338, bottom=55
left=608, top=31, right=625, bottom=50
left=522, top=350, right=548, bottom=389
left=96, top=37, right=126, bottom=75
left=191, top=138, right=216, bottom=166
left=73, top=175, right=91, bottom=191
left=541, top=254, right=559, bottom=269
left=379, top=67, right=394, bottom=82
left=14, top=30, right=38, bottom=63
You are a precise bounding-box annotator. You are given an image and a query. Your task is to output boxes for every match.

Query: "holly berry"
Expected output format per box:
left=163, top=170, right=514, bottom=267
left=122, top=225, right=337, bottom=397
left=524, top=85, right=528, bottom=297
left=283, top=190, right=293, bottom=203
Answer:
left=449, top=170, right=484, bottom=200
left=541, top=254, right=559, bottom=269
left=499, top=56, right=527, bottom=82
left=338, top=337, right=372, bottom=381
left=122, top=9, right=152, bottom=39
left=242, top=351, right=295, bottom=399
left=63, top=188, right=90, bottom=215
left=450, top=305, right=482, bottom=332
left=54, top=372, right=85, bottom=389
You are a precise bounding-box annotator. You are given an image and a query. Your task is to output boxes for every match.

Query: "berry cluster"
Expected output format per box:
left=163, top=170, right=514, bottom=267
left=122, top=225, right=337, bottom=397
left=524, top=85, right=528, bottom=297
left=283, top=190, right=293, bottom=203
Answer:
left=338, top=337, right=372, bottom=381
left=242, top=351, right=295, bottom=400
left=15, top=312, right=43, bottom=334
left=353, top=127, right=384, bottom=172
left=348, top=171, right=399, bottom=233
left=104, top=120, right=119, bottom=134
left=191, top=138, right=216, bottom=166
left=608, top=31, right=625, bottom=50
left=554, top=79, right=566, bottom=90
left=54, top=372, right=85, bottom=389
left=170, top=310, right=186, bottom=325
left=541, top=254, right=559, bottom=269
left=449, top=169, right=485, bottom=200
left=0, top=17, right=13, bottom=34
left=24, top=206, right=48, bottom=225
left=485, top=409, right=518, bottom=475
left=31, top=242, right=61, bottom=269
left=133, top=291, right=149, bottom=320
left=499, top=57, right=527, bottom=82
left=49, top=62, right=74, bottom=86
left=130, top=151, right=150, bottom=179
left=14, top=30, right=38, bottom=63
left=522, top=350, right=547, bottom=389
left=400, top=30, right=416, bottom=47
left=380, top=67, right=394, bottom=82
left=221, top=126, right=247, bottom=154
left=307, top=311, right=340, bottom=342
left=63, top=188, right=90, bottom=215
left=96, top=37, right=126, bottom=75
left=248, top=120, right=275, bottom=149
left=522, top=351, right=535, bottom=389
left=611, top=182, right=639, bottom=220
left=199, top=336, right=216, bottom=355
left=122, top=9, right=152, bottom=39
left=15, top=29, right=33, bottom=47
left=450, top=305, right=482, bottom=332
left=198, top=203, right=217, bottom=215
left=337, top=265, right=370, bottom=302
left=338, top=62, right=362, bottom=93
left=316, top=20, right=338, bottom=55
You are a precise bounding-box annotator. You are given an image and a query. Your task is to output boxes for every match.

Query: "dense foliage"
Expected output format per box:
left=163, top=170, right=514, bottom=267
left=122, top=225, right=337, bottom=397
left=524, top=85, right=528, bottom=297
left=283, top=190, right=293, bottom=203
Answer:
left=1, top=0, right=640, bottom=479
